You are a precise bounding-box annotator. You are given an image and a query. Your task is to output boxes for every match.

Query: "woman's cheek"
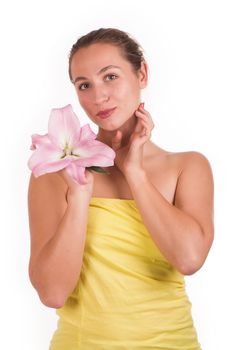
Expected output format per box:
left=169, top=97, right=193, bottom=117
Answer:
left=78, top=94, right=89, bottom=110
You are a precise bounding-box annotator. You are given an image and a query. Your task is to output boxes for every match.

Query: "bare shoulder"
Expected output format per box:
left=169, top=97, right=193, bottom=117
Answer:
left=167, top=150, right=213, bottom=175
left=169, top=150, right=214, bottom=213
left=166, top=150, right=214, bottom=195
left=147, top=145, right=214, bottom=206
left=147, top=143, right=213, bottom=177
left=28, top=172, right=68, bottom=198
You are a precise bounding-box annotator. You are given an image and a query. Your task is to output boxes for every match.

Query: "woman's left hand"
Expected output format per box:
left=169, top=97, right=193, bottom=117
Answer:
left=111, top=103, right=155, bottom=175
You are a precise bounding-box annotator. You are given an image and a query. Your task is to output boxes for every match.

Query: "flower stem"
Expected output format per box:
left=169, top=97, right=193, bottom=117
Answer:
left=86, top=166, right=110, bottom=175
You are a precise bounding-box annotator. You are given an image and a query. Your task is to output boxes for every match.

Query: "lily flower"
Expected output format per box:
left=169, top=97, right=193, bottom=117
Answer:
left=28, top=104, right=115, bottom=184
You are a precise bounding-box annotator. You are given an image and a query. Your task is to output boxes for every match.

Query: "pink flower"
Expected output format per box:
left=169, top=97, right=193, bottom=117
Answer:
left=28, top=104, right=115, bottom=184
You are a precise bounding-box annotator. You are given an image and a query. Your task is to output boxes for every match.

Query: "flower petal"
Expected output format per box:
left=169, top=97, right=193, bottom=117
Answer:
left=30, top=133, right=51, bottom=150
left=28, top=143, right=63, bottom=171
left=74, top=154, right=114, bottom=167
left=78, top=124, right=97, bottom=143
left=65, top=163, right=87, bottom=185
left=48, top=104, right=81, bottom=149
left=32, top=157, right=72, bottom=177
left=72, top=140, right=115, bottom=167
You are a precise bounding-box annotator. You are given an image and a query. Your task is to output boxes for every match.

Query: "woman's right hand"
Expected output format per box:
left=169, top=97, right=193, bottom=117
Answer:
left=57, top=167, right=94, bottom=202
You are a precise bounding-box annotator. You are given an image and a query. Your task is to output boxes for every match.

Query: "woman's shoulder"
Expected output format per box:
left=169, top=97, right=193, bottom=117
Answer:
left=28, top=171, right=68, bottom=198
left=166, top=150, right=212, bottom=174
left=146, top=143, right=213, bottom=182
left=160, top=149, right=213, bottom=188
left=166, top=149, right=211, bottom=165
left=148, top=143, right=211, bottom=168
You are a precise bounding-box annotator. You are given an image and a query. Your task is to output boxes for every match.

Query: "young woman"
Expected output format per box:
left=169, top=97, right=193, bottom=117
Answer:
left=28, top=28, right=214, bottom=349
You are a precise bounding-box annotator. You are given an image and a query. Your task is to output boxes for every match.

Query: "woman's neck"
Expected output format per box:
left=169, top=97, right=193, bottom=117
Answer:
left=96, top=114, right=137, bottom=148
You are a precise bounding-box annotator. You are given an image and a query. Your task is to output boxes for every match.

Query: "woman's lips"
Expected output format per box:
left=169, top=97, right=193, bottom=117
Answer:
left=96, top=107, right=117, bottom=119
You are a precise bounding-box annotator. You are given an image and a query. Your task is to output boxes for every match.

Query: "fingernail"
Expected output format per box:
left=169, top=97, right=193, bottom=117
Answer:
left=140, top=102, right=145, bottom=109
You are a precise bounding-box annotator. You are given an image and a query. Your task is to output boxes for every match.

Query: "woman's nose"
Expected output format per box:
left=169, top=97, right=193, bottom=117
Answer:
left=92, top=86, right=110, bottom=105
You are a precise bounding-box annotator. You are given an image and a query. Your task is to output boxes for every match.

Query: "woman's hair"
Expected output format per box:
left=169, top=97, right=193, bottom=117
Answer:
left=68, top=28, right=145, bottom=82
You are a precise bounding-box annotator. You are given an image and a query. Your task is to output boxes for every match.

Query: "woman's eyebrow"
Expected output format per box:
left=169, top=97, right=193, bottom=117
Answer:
left=72, top=65, right=121, bottom=84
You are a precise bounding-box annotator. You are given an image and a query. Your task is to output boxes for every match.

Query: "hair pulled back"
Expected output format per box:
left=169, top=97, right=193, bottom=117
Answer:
left=68, top=28, right=145, bottom=82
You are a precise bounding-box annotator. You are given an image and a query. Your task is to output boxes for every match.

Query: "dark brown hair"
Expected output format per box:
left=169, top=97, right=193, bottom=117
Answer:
left=68, top=28, right=145, bottom=82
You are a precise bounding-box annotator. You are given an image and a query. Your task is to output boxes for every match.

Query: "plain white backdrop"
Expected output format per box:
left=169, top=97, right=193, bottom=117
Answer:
left=0, top=0, right=230, bottom=349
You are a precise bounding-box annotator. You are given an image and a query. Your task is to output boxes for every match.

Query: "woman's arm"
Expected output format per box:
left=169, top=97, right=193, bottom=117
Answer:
left=124, top=151, right=214, bottom=275
left=28, top=172, right=92, bottom=308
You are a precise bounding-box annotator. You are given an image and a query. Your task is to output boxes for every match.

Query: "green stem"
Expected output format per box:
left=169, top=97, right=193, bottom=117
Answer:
left=86, top=166, right=110, bottom=175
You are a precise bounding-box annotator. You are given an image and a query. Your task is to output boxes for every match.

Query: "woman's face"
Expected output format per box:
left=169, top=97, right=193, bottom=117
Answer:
left=70, top=43, right=147, bottom=131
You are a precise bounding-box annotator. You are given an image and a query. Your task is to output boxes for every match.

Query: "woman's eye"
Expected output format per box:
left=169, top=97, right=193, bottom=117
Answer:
left=78, top=74, right=118, bottom=91
left=78, top=83, right=89, bottom=91
left=105, top=74, right=118, bottom=81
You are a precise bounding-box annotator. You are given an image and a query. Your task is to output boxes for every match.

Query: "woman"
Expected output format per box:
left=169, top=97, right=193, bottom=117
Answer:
left=28, top=28, right=214, bottom=349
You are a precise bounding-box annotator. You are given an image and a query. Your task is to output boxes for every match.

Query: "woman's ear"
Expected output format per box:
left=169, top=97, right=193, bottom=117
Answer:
left=138, top=61, right=148, bottom=89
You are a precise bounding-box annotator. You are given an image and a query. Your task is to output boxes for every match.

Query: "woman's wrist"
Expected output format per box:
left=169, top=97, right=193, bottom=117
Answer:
left=124, top=167, right=147, bottom=182
left=66, top=189, right=92, bottom=206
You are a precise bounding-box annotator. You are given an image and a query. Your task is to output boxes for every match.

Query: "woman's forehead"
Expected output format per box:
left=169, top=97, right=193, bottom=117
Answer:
left=71, top=44, right=130, bottom=76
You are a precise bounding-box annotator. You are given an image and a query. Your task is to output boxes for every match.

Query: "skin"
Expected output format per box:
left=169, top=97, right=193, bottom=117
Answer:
left=70, top=43, right=160, bottom=181
left=28, top=42, right=214, bottom=308
left=70, top=43, right=214, bottom=274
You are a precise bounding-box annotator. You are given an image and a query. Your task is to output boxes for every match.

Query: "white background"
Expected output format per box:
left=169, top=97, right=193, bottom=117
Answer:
left=0, top=0, right=230, bottom=349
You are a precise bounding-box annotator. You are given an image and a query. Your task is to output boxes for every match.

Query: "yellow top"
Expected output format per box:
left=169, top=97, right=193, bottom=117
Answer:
left=49, top=197, right=201, bottom=350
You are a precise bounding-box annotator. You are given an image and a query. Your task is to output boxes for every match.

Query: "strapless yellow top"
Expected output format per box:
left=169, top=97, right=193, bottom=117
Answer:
left=49, top=197, right=201, bottom=349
